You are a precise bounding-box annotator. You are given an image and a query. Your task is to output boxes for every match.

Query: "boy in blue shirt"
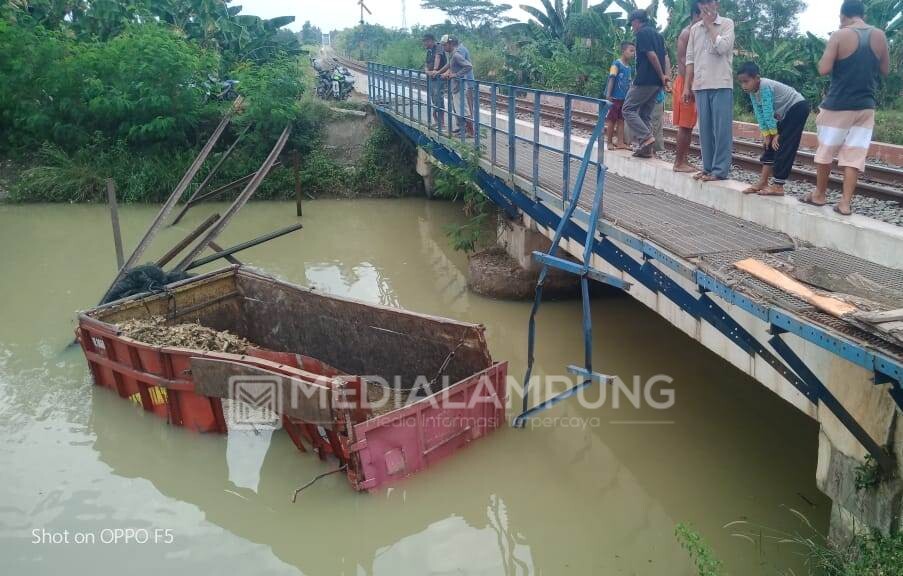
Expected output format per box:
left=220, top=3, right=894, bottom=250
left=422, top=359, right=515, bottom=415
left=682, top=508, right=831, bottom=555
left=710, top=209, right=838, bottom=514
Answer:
left=605, top=42, right=636, bottom=150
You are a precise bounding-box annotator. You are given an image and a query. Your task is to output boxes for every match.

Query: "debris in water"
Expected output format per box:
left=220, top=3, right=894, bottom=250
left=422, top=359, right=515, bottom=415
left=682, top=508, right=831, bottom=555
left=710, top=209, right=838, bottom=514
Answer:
left=117, top=316, right=251, bottom=353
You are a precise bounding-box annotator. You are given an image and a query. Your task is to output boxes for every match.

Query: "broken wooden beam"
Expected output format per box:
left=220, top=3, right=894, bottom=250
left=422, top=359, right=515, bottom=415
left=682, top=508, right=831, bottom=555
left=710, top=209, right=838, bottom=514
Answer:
left=733, top=258, right=859, bottom=318
left=106, top=179, right=124, bottom=269
left=97, top=97, right=244, bottom=304
left=184, top=222, right=303, bottom=271
left=208, top=241, right=243, bottom=266
left=172, top=124, right=293, bottom=273
left=155, top=213, right=221, bottom=268
left=169, top=122, right=253, bottom=227
left=186, top=161, right=283, bottom=207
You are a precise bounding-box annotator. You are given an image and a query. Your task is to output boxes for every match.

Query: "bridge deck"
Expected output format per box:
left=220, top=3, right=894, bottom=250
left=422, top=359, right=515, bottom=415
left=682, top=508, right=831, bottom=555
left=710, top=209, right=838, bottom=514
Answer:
left=488, top=135, right=903, bottom=361
left=374, top=89, right=903, bottom=367
left=492, top=138, right=796, bottom=258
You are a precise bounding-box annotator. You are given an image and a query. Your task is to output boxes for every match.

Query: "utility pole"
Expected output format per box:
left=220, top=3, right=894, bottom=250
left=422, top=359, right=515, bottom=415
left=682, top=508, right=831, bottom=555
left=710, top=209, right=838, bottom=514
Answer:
left=401, top=0, right=407, bottom=30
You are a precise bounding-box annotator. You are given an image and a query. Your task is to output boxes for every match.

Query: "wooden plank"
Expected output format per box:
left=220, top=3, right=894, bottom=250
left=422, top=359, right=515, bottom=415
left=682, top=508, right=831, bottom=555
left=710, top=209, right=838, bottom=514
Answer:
left=189, top=357, right=333, bottom=425
left=188, top=161, right=283, bottom=206
left=208, top=241, right=242, bottom=266
left=733, top=258, right=859, bottom=318
left=853, top=309, right=903, bottom=324
left=97, top=97, right=244, bottom=304
left=294, top=150, right=302, bottom=217
left=155, top=213, right=221, bottom=268
left=170, top=122, right=253, bottom=226
left=106, top=179, right=124, bottom=269
left=184, top=223, right=303, bottom=271
left=172, top=124, right=292, bottom=273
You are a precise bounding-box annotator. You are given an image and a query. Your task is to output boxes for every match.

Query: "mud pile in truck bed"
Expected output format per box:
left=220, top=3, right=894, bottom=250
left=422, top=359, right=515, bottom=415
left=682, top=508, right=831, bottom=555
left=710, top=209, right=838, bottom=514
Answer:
left=118, top=316, right=251, bottom=354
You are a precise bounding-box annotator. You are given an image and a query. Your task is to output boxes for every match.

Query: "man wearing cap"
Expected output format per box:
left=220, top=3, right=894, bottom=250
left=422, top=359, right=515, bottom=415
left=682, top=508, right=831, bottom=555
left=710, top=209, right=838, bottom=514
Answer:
left=622, top=9, right=670, bottom=158
left=423, top=34, right=447, bottom=129
left=437, top=35, right=475, bottom=137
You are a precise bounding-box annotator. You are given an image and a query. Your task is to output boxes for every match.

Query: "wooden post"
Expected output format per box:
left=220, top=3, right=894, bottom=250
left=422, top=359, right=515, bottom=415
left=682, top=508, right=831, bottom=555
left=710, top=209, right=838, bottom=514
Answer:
left=106, top=179, right=124, bottom=269
left=294, top=150, right=303, bottom=217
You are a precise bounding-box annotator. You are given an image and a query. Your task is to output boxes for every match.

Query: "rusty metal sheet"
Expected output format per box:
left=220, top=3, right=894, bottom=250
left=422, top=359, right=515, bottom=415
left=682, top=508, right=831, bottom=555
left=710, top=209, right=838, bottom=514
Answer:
left=189, top=357, right=334, bottom=425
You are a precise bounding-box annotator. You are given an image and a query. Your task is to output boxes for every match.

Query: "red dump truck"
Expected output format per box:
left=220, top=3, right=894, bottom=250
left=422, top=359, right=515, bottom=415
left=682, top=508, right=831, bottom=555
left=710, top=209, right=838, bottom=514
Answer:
left=76, top=266, right=508, bottom=491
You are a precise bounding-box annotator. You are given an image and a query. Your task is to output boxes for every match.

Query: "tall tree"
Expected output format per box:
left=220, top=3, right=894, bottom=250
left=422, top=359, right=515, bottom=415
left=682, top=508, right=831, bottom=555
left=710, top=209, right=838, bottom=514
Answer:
left=420, top=0, right=515, bottom=29
left=299, top=20, right=323, bottom=45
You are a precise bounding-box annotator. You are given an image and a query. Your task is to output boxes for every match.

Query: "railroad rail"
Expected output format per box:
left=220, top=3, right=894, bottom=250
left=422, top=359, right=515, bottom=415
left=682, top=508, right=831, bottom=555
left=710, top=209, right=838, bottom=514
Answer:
left=335, top=54, right=903, bottom=203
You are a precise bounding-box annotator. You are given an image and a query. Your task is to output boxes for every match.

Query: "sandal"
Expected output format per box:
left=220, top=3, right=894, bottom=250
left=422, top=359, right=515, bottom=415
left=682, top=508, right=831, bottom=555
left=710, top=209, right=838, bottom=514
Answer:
left=743, top=184, right=765, bottom=195
left=700, top=174, right=724, bottom=182
left=632, top=142, right=654, bottom=158
left=757, top=186, right=785, bottom=197
left=799, top=192, right=827, bottom=207
left=833, top=203, right=853, bottom=216
left=692, top=171, right=709, bottom=180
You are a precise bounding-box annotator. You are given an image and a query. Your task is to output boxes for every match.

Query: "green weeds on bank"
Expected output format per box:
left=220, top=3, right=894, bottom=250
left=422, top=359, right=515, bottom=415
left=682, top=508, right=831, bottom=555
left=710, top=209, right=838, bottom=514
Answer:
left=676, top=518, right=903, bottom=576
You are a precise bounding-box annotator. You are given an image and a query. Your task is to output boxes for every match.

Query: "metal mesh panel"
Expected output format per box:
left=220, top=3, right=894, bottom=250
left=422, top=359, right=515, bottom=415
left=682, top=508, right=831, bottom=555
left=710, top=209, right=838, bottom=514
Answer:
left=772, top=248, right=903, bottom=305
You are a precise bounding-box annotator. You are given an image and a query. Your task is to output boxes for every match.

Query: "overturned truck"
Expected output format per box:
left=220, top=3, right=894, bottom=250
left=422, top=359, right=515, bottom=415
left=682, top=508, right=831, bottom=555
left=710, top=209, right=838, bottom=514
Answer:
left=76, top=266, right=508, bottom=491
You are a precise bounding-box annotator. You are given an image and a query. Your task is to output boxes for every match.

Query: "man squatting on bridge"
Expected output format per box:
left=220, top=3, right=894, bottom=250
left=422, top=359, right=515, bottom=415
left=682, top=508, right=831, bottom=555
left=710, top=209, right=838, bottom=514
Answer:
left=737, top=63, right=810, bottom=198
left=807, top=0, right=891, bottom=216
left=433, top=35, right=475, bottom=138
left=422, top=34, right=447, bottom=131
left=683, top=0, right=734, bottom=182
left=622, top=9, right=670, bottom=159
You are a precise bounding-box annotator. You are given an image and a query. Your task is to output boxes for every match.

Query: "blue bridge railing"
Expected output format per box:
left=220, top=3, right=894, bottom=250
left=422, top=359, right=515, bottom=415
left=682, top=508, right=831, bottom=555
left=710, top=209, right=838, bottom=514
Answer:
left=367, top=62, right=609, bottom=206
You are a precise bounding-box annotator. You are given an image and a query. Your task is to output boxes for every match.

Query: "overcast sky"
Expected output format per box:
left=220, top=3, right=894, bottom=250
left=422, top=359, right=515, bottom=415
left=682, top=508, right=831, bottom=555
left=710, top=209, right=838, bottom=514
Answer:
left=241, top=0, right=845, bottom=38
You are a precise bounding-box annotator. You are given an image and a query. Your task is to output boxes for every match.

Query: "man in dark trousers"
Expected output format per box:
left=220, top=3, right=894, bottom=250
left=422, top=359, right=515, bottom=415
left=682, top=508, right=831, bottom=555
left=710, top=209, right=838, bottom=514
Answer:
left=622, top=9, right=670, bottom=159
left=805, top=0, right=890, bottom=216
left=423, top=34, right=447, bottom=129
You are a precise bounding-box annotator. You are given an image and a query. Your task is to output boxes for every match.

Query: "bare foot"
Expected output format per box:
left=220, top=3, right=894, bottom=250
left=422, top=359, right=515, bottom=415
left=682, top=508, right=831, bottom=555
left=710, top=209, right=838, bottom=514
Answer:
left=616, top=144, right=633, bottom=151
left=692, top=171, right=709, bottom=180
left=700, top=174, right=723, bottom=182
left=758, top=184, right=785, bottom=197
left=673, top=163, right=697, bottom=173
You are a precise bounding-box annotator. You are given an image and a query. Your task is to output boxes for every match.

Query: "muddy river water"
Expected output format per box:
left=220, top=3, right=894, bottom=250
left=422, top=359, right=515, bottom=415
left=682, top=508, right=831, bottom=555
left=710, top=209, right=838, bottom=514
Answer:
left=0, top=199, right=830, bottom=575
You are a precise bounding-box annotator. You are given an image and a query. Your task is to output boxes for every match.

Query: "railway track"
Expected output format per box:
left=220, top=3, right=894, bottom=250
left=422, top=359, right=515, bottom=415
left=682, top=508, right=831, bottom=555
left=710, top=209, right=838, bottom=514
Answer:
left=337, top=55, right=903, bottom=203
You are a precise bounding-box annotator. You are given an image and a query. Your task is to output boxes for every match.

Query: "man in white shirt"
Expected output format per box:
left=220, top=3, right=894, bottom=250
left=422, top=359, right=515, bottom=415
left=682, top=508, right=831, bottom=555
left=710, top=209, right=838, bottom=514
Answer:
left=682, top=0, right=735, bottom=182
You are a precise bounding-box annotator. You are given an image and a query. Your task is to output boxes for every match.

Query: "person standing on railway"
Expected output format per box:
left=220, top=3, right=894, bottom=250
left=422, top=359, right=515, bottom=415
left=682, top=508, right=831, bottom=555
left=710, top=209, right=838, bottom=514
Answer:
left=622, top=9, right=670, bottom=159
left=806, top=0, right=891, bottom=216
left=737, top=62, right=811, bottom=197
left=605, top=41, right=636, bottom=150
left=672, top=2, right=703, bottom=173
left=423, top=34, right=447, bottom=130
left=683, top=0, right=734, bottom=182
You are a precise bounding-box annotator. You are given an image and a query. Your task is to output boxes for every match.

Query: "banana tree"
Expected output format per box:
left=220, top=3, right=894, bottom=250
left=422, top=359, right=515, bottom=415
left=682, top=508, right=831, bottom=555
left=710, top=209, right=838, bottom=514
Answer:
left=519, top=0, right=582, bottom=47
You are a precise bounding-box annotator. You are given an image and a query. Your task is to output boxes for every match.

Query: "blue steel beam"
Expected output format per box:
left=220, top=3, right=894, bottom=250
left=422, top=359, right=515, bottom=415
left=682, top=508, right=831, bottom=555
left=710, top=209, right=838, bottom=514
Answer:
left=532, top=253, right=630, bottom=290
left=768, top=334, right=895, bottom=472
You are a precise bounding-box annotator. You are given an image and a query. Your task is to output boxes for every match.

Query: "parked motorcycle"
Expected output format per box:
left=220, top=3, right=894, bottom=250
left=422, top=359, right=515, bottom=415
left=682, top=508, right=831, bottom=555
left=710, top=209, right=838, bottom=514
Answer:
left=315, top=66, right=355, bottom=101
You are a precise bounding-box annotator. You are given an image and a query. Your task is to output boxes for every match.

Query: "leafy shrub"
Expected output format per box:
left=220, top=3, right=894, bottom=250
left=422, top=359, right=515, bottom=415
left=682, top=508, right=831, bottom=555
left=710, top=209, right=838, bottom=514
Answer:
left=0, top=22, right=220, bottom=153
